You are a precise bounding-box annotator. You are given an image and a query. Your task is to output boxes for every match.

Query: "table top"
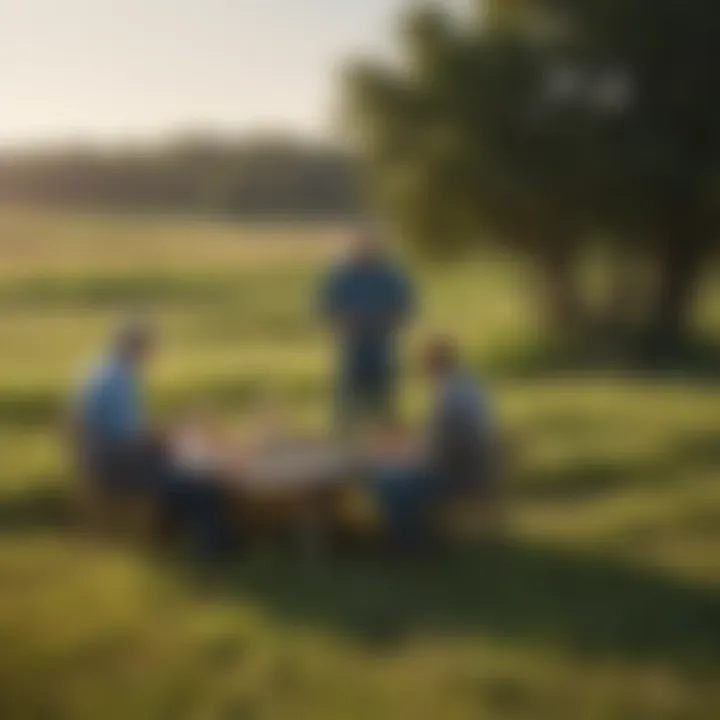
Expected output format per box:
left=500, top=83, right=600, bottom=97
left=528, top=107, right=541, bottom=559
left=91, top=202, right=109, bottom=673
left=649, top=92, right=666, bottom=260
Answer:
left=238, top=441, right=365, bottom=490
left=171, top=434, right=365, bottom=493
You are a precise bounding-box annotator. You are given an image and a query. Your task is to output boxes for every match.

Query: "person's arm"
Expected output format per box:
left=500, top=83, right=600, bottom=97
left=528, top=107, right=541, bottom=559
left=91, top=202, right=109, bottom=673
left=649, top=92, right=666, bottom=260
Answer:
left=117, top=370, right=148, bottom=448
left=318, top=266, right=362, bottom=336
left=383, top=266, right=416, bottom=333
left=395, top=267, right=416, bottom=328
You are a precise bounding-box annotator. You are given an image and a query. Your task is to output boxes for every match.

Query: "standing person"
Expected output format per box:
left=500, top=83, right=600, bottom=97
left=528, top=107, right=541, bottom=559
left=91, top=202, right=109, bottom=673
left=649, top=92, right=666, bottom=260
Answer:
left=71, top=317, right=230, bottom=556
left=319, top=228, right=415, bottom=434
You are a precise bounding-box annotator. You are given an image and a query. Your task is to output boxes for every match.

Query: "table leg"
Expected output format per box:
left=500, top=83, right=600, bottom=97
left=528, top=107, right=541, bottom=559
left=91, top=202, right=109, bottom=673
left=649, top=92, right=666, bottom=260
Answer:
left=294, top=491, right=333, bottom=560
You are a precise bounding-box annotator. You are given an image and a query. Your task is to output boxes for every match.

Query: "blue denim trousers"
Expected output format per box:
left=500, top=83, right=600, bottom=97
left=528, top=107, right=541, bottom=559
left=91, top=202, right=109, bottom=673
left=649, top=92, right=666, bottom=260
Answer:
left=334, top=340, right=397, bottom=434
left=371, top=463, right=447, bottom=547
left=161, top=469, right=230, bottom=557
left=89, top=441, right=230, bottom=556
left=335, top=375, right=395, bottom=435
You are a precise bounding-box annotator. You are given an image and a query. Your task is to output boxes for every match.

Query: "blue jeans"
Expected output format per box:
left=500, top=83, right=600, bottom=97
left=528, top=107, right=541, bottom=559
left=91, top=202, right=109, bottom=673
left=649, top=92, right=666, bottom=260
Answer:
left=335, top=380, right=394, bottom=435
left=160, top=469, right=230, bottom=557
left=335, top=340, right=397, bottom=434
left=335, top=369, right=396, bottom=437
left=371, top=464, right=447, bottom=547
left=89, top=442, right=230, bottom=557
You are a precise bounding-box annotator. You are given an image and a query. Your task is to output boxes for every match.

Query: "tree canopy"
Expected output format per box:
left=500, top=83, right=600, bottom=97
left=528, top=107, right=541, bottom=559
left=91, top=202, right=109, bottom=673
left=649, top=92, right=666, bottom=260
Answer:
left=346, top=0, right=720, bottom=352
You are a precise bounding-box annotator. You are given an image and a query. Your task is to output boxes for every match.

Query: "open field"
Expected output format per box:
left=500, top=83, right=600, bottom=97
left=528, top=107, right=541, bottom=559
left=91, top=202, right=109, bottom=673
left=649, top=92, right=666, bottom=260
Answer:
left=0, top=208, right=719, bottom=719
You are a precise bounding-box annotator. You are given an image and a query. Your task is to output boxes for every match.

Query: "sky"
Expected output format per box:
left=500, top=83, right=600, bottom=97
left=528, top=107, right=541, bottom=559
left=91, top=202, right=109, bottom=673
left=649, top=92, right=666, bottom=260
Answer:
left=0, top=0, right=415, bottom=146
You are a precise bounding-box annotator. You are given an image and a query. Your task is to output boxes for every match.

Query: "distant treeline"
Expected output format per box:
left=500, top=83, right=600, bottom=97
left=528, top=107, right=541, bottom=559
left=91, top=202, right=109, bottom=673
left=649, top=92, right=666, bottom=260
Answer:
left=0, top=135, right=363, bottom=218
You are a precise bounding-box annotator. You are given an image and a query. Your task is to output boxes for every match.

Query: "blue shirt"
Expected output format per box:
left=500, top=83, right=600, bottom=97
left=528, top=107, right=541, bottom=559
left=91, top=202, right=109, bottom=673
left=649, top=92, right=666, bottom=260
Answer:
left=319, top=260, right=414, bottom=383
left=429, top=372, right=488, bottom=440
left=427, top=371, right=492, bottom=485
left=76, top=355, right=144, bottom=448
left=320, top=260, right=413, bottom=333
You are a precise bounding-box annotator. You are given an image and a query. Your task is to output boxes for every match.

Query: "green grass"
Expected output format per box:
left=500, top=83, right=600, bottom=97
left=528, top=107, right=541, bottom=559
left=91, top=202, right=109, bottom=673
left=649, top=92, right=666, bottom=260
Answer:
left=0, top=208, right=719, bottom=719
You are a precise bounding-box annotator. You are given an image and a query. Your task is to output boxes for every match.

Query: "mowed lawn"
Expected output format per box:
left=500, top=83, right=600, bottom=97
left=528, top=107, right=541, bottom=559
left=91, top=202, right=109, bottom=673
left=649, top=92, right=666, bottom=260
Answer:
left=0, top=209, right=719, bottom=720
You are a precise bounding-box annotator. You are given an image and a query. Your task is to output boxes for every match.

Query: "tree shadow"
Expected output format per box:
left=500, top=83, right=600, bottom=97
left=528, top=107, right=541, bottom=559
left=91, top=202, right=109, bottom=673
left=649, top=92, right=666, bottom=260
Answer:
left=0, top=482, right=73, bottom=534
left=0, top=274, right=234, bottom=310
left=181, top=539, right=720, bottom=670
left=485, top=337, right=720, bottom=382
left=4, top=453, right=720, bottom=674
left=517, top=457, right=654, bottom=502
left=673, top=431, right=720, bottom=467
left=175, top=428, right=720, bottom=669
left=0, top=371, right=324, bottom=429
left=0, top=389, right=61, bottom=428
left=516, top=427, right=720, bottom=503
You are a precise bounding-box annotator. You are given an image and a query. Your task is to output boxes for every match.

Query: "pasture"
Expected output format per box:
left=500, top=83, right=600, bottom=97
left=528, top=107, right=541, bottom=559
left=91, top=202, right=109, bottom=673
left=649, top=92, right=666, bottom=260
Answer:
left=0, top=209, right=718, bottom=719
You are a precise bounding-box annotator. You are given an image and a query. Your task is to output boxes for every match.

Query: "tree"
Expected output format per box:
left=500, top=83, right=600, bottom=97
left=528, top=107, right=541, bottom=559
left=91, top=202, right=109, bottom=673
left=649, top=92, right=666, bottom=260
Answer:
left=542, top=0, right=720, bottom=352
left=346, top=0, right=720, bottom=354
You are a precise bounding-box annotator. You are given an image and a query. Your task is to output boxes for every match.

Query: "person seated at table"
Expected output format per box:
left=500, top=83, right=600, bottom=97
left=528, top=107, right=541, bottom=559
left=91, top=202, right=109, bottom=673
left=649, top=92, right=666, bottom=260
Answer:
left=70, top=316, right=231, bottom=556
left=371, top=335, right=499, bottom=548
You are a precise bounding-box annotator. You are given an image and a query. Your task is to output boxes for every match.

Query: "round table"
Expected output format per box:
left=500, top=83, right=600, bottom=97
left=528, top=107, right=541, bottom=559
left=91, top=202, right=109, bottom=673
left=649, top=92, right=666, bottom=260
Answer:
left=215, top=441, right=370, bottom=554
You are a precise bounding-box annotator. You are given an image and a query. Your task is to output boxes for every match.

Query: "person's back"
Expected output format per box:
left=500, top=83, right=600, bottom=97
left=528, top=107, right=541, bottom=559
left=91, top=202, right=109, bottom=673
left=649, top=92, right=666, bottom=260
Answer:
left=427, top=370, right=492, bottom=495
left=77, top=354, right=143, bottom=454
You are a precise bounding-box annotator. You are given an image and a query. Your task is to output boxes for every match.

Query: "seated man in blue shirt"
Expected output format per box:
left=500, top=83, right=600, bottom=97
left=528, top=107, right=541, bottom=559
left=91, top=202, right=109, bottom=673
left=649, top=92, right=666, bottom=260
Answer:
left=319, top=229, right=415, bottom=434
left=72, top=317, right=229, bottom=556
left=371, top=335, right=499, bottom=549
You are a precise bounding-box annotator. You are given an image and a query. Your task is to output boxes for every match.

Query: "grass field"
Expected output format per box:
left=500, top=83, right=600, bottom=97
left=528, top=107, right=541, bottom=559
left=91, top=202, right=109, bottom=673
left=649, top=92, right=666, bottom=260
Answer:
left=0, top=208, right=719, bottom=719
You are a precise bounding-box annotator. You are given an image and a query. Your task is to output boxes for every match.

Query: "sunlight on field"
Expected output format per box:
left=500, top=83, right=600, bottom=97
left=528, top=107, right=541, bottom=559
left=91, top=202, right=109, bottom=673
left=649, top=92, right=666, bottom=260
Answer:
left=0, top=209, right=342, bottom=273
left=0, top=209, right=718, bottom=719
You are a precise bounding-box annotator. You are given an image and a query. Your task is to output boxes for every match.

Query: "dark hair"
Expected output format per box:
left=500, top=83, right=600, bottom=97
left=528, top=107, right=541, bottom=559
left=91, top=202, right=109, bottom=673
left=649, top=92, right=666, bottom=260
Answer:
left=423, top=334, right=460, bottom=371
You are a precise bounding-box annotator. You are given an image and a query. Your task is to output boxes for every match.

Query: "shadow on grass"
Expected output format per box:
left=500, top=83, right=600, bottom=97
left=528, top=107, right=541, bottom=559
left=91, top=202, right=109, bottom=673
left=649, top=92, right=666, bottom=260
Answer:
left=180, top=425, right=720, bottom=666
left=0, top=389, right=62, bottom=428
left=516, top=457, right=653, bottom=502
left=516, top=429, right=720, bottom=503
left=0, top=373, right=325, bottom=429
left=0, top=482, right=73, bottom=533
left=3, top=451, right=719, bottom=673
left=0, top=274, right=233, bottom=309
left=183, top=540, right=720, bottom=670
left=0, top=269, right=315, bottom=312
left=485, top=337, right=720, bottom=382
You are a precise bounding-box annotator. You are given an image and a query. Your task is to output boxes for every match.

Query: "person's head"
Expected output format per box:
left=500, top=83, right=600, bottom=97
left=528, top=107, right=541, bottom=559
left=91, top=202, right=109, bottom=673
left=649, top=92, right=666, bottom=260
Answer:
left=114, top=315, right=156, bottom=366
left=348, top=225, right=384, bottom=266
left=421, top=334, right=460, bottom=380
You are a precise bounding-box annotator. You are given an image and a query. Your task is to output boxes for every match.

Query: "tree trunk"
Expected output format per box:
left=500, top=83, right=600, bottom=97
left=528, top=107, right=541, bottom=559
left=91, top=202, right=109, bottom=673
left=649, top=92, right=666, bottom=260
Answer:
left=646, top=216, right=708, bottom=355
left=537, top=241, right=587, bottom=344
left=602, top=247, right=649, bottom=348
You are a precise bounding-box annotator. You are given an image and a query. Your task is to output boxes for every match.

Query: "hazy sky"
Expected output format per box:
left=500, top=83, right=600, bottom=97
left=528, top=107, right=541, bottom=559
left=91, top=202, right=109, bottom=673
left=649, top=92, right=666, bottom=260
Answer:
left=0, top=0, right=413, bottom=145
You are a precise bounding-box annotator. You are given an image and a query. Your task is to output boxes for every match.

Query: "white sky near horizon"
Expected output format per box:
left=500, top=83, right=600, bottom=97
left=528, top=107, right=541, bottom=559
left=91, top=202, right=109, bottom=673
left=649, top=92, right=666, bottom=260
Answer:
left=0, top=0, right=429, bottom=147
